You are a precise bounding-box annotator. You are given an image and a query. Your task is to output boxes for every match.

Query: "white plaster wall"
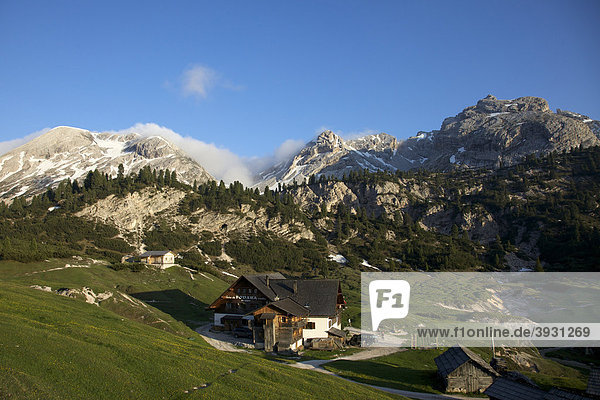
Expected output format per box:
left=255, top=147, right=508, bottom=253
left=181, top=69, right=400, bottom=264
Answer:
left=214, top=313, right=228, bottom=326
left=290, top=338, right=303, bottom=351
left=302, top=317, right=332, bottom=339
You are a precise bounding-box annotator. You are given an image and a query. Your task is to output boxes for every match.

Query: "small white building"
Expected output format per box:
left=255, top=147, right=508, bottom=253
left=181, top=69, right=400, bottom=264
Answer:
left=139, top=251, right=176, bottom=269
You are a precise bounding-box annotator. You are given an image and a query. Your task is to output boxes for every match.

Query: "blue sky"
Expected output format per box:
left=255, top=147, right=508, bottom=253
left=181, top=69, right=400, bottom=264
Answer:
left=1, top=0, right=599, bottom=162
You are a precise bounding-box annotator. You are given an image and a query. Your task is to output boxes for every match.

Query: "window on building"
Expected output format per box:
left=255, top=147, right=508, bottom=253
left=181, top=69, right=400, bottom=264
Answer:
left=282, top=317, right=288, bottom=323
left=306, top=322, right=315, bottom=329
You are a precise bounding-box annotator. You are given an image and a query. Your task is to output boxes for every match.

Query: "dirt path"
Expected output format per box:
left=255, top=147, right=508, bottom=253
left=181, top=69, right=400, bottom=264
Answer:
left=194, top=323, right=248, bottom=353
left=344, top=381, right=478, bottom=400
left=196, top=325, right=477, bottom=400
left=293, top=347, right=404, bottom=370
left=289, top=348, right=476, bottom=400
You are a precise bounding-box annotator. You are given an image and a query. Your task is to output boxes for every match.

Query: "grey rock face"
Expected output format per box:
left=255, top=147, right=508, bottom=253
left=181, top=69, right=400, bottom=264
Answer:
left=255, top=96, right=599, bottom=188
left=408, top=95, right=600, bottom=170
left=0, top=126, right=213, bottom=199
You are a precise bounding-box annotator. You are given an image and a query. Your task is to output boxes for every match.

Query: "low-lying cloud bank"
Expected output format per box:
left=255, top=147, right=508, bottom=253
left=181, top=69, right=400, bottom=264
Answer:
left=0, top=128, right=50, bottom=156
left=112, top=123, right=305, bottom=186
left=112, top=123, right=257, bottom=185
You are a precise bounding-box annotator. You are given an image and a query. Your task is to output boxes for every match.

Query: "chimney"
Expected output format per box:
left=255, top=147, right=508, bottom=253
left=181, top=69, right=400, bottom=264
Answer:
left=293, top=280, right=298, bottom=294
left=266, top=275, right=270, bottom=287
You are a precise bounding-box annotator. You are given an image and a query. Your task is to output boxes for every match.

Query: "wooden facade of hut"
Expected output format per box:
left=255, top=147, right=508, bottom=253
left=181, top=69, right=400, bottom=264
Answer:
left=434, top=345, right=499, bottom=393
left=251, top=298, right=308, bottom=352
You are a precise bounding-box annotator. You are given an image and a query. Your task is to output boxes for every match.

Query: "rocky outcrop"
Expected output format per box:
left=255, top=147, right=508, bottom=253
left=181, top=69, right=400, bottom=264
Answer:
left=0, top=126, right=213, bottom=199
left=76, top=188, right=187, bottom=249
left=411, top=95, right=600, bottom=170
left=289, top=179, right=510, bottom=249
left=76, top=187, right=313, bottom=251
left=31, top=284, right=113, bottom=306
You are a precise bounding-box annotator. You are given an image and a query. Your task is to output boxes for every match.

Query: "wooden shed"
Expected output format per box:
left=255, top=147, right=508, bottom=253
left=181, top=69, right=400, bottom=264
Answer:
left=434, top=345, right=499, bottom=393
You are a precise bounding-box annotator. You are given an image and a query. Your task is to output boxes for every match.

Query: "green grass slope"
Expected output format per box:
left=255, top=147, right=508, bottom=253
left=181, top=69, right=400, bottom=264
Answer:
left=0, top=258, right=228, bottom=335
left=324, top=348, right=589, bottom=395
left=0, top=279, right=401, bottom=399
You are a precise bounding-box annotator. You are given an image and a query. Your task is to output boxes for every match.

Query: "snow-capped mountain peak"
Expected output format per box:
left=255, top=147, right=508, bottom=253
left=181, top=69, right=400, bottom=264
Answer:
left=0, top=126, right=213, bottom=199
left=254, top=130, right=403, bottom=188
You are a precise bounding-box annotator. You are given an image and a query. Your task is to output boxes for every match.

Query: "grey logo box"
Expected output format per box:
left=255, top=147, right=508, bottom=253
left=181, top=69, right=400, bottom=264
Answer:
left=361, top=272, right=600, bottom=348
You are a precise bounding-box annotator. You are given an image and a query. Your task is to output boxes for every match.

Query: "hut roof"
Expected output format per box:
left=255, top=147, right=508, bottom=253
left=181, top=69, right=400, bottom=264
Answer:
left=269, top=279, right=340, bottom=316
left=588, top=368, right=600, bottom=396
left=434, top=345, right=499, bottom=378
left=327, top=327, right=346, bottom=338
left=243, top=273, right=286, bottom=300
left=484, top=378, right=546, bottom=400
left=241, top=274, right=341, bottom=316
left=544, top=388, right=592, bottom=400
left=139, top=250, right=172, bottom=257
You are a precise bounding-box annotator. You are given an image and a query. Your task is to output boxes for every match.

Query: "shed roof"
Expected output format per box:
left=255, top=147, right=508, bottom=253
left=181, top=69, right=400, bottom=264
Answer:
left=434, top=345, right=498, bottom=378
left=327, top=327, right=346, bottom=338
left=484, top=378, right=546, bottom=400
left=588, top=368, right=600, bottom=396
left=140, top=250, right=173, bottom=257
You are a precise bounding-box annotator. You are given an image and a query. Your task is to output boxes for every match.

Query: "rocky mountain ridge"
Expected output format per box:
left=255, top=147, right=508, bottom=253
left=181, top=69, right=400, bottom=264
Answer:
left=2, top=95, right=598, bottom=199
left=254, top=95, right=599, bottom=188
left=0, top=126, right=213, bottom=199
left=256, top=131, right=403, bottom=188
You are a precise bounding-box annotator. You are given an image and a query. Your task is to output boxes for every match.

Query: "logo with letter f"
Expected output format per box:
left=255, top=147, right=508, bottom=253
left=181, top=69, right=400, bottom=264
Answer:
left=369, top=280, right=411, bottom=331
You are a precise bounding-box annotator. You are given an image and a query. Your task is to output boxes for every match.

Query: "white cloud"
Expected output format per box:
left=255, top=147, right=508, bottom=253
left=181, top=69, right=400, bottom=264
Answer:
left=274, top=139, right=305, bottom=162
left=112, top=123, right=305, bottom=186
left=179, top=64, right=243, bottom=99
left=0, top=128, right=50, bottom=156
left=182, top=65, right=218, bottom=99
left=112, top=123, right=255, bottom=185
left=244, top=138, right=306, bottom=175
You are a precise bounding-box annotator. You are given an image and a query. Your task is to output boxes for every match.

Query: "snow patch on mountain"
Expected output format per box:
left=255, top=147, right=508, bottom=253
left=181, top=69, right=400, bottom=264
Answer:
left=0, top=126, right=213, bottom=199
left=328, top=254, right=348, bottom=264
